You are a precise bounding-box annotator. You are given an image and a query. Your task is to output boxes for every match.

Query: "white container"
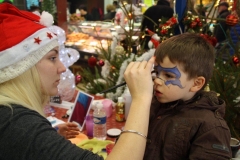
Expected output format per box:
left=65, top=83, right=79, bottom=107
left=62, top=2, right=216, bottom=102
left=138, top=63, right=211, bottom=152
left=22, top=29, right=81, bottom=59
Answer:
left=123, top=88, right=132, bottom=120
left=93, top=103, right=106, bottom=140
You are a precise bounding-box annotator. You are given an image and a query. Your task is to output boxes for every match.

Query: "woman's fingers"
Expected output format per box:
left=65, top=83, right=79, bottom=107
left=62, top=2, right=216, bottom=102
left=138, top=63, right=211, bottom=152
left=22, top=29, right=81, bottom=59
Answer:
left=124, top=56, right=155, bottom=99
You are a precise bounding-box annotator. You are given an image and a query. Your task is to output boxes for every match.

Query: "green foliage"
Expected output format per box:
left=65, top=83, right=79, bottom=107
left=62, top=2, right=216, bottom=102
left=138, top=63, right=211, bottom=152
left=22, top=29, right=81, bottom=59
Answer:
left=77, top=44, right=131, bottom=96
left=209, top=41, right=240, bottom=139
left=41, top=0, right=56, bottom=22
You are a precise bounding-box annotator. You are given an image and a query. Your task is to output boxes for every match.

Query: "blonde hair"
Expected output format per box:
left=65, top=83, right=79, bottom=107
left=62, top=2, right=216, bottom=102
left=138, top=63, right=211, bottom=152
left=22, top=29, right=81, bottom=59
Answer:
left=0, top=66, right=49, bottom=116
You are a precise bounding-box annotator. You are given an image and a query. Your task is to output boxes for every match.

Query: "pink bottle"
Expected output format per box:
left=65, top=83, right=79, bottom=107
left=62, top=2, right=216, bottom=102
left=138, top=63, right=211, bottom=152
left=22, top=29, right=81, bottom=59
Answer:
left=102, top=99, right=113, bottom=118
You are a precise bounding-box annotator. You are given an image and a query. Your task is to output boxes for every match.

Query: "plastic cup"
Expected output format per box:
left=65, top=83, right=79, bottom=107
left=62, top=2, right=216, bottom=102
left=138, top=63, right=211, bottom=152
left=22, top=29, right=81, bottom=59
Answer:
left=85, top=114, right=93, bottom=137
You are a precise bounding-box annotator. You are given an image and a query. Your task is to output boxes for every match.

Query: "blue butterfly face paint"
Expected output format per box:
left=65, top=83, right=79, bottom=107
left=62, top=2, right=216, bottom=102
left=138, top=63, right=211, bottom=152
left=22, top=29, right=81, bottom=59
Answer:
left=154, top=65, right=184, bottom=88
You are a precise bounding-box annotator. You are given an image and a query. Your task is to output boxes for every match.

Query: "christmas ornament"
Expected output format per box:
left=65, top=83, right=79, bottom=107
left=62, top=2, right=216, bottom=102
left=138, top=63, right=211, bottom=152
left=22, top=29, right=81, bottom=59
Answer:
left=200, top=34, right=217, bottom=47
left=232, top=55, right=240, bottom=65
left=98, top=59, right=105, bottom=66
left=146, top=29, right=160, bottom=48
left=115, top=45, right=125, bottom=54
left=190, top=21, right=197, bottom=28
left=226, top=14, right=239, bottom=26
left=88, top=56, right=97, bottom=67
left=75, top=74, right=82, bottom=84
left=111, top=66, right=116, bottom=71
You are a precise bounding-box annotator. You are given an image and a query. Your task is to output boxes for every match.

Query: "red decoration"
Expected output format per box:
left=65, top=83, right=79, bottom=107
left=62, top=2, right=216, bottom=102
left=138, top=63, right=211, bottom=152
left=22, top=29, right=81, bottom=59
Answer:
left=47, top=32, right=53, bottom=39
left=195, top=18, right=200, bottom=23
left=88, top=56, right=97, bottom=67
left=34, top=37, right=42, bottom=44
left=160, top=29, right=167, bottom=35
left=98, top=59, right=105, bottom=66
left=232, top=55, right=240, bottom=65
left=190, top=21, right=197, bottom=28
left=75, top=74, right=82, bottom=84
left=198, top=21, right=203, bottom=27
left=200, top=34, right=218, bottom=47
left=150, top=38, right=160, bottom=48
left=170, top=17, right=177, bottom=24
left=226, top=14, right=239, bottom=26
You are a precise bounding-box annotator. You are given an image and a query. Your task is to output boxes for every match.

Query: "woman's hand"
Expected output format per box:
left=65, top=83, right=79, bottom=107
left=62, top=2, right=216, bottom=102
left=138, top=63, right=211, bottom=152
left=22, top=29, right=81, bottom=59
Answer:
left=56, top=122, right=80, bottom=139
left=124, top=56, right=155, bottom=100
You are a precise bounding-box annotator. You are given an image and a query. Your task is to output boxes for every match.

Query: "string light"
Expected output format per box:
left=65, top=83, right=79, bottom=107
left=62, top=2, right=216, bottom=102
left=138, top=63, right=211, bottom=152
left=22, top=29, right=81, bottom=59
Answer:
left=48, top=25, right=80, bottom=101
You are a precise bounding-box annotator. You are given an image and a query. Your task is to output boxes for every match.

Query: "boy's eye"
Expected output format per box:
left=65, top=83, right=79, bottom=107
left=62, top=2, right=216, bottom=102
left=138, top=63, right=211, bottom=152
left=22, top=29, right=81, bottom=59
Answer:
left=153, top=69, right=158, bottom=75
left=164, top=73, right=175, bottom=79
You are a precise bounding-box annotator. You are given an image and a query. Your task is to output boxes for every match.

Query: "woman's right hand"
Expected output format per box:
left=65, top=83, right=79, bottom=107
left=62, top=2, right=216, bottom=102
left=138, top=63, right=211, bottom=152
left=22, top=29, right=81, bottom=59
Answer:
left=124, top=56, right=155, bottom=100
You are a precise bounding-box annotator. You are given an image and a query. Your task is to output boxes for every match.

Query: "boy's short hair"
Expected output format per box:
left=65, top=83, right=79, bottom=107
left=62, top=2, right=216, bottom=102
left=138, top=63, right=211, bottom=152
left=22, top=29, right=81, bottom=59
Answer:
left=155, top=33, right=215, bottom=87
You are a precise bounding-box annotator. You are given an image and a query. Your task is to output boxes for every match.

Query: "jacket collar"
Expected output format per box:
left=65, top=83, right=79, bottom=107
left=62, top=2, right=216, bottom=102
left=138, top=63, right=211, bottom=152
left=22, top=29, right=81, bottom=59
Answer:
left=151, top=91, right=226, bottom=117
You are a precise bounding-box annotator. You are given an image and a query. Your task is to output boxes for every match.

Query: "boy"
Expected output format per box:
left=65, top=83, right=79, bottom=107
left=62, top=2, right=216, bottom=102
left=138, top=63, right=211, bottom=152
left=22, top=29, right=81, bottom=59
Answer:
left=144, top=33, right=231, bottom=159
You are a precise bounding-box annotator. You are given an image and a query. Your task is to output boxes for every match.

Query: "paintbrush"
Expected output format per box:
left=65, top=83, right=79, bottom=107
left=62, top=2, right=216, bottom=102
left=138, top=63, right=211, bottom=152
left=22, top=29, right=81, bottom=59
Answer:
left=100, top=82, right=127, bottom=94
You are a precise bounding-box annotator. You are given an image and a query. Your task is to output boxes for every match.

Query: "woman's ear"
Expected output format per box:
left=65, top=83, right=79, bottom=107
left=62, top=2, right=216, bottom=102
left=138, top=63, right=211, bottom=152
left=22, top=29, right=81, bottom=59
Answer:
left=190, top=76, right=205, bottom=92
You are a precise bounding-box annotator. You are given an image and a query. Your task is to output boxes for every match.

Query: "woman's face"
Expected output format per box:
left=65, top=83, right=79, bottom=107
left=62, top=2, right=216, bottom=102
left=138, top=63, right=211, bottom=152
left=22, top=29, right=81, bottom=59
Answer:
left=36, top=47, right=66, bottom=96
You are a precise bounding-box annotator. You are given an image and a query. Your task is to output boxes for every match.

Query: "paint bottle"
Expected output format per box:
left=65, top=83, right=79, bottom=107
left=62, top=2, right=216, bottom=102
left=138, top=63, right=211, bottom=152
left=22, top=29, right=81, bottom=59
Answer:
left=115, top=97, right=125, bottom=122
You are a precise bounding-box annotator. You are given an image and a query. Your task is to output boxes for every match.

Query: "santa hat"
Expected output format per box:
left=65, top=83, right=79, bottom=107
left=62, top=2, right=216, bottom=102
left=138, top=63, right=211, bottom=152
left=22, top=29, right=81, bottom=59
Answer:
left=0, top=3, right=58, bottom=83
left=145, top=28, right=155, bottom=36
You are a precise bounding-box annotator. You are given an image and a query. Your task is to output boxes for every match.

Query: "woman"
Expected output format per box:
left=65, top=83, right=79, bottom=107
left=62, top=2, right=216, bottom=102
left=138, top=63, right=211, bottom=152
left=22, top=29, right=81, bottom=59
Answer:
left=0, top=3, right=154, bottom=160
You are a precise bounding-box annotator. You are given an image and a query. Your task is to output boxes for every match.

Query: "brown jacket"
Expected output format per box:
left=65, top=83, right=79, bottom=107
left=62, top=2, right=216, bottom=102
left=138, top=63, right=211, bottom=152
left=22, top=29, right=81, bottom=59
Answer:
left=144, top=91, right=231, bottom=160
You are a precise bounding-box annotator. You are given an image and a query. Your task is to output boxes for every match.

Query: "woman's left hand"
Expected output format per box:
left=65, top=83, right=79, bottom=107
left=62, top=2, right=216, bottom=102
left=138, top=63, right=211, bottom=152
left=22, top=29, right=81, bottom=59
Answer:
left=56, top=122, right=80, bottom=139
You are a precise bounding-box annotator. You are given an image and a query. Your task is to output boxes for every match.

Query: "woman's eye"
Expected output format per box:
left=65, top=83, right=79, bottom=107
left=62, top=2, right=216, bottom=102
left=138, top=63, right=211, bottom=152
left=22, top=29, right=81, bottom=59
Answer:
left=50, top=57, right=57, bottom=61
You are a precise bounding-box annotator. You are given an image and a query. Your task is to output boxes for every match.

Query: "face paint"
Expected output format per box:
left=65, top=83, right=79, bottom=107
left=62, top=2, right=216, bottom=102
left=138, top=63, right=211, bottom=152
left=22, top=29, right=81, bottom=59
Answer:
left=154, top=65, right=184, bottom=88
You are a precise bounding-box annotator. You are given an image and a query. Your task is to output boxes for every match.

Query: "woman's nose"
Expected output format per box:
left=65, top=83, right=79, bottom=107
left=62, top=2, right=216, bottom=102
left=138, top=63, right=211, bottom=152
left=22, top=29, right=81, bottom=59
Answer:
left=58, top=61, right=66, bottom=74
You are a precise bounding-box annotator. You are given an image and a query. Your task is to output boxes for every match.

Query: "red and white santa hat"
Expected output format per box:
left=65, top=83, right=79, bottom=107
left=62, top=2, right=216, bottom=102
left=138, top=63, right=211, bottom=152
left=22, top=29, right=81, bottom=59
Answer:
left=0, top=3, right=58, bottom=83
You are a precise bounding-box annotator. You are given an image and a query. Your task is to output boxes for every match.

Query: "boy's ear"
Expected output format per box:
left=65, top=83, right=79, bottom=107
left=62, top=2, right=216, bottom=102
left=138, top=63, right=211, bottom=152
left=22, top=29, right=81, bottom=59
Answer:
left=190, top=76, right=205, bottom=92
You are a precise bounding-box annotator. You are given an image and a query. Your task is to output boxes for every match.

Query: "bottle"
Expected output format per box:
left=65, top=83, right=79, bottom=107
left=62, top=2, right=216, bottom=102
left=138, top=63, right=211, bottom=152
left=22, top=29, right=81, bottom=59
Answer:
left=93, top=102, right=107, bottom=140
left=123, top=88, right=132, bottom=120
left=116, top=97, right=125, bottom=122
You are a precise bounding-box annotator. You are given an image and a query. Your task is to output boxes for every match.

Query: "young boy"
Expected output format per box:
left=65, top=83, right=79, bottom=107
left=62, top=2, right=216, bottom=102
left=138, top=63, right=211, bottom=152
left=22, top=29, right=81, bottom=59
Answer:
left=143, top=33, right=231, bottom=159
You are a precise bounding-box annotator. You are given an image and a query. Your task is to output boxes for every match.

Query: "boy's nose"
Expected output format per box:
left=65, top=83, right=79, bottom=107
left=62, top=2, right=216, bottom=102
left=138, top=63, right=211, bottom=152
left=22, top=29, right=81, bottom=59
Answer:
left=154, top=78, right=165, bottom=86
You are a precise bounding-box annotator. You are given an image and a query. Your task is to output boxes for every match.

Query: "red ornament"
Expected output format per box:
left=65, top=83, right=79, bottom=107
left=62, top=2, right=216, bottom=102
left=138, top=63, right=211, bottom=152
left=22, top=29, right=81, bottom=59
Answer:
left=88, top=56, right=97, bottom=67
left=190, top=21, right=197, bottom=28
left=232, top=55, right=240, bottom=64
left=210, top=36, right=217, bottom=47
left=198, top=21, right=203, bottom=27
left=195, top=18, right=200, bottom=23
left=75, top=74, right=82, bottom=84
left=226, top=14, right=239, bottom=26
left=170, top=17, right=177, bottom=24
left=200, top=34, right=217, bottom=47
left=98, top=59, right=105, bottom=66
left=160, top=29, right=167, bottom=35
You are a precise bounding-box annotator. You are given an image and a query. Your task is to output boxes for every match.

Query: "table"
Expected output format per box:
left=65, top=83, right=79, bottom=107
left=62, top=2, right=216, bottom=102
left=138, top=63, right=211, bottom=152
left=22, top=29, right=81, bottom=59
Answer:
left=48, top=105, right=125, bottom=141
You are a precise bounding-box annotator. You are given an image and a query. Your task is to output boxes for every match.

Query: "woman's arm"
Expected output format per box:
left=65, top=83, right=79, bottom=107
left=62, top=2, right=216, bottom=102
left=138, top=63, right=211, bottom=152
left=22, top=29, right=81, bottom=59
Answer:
left=107, top=56, right=155, bottom=160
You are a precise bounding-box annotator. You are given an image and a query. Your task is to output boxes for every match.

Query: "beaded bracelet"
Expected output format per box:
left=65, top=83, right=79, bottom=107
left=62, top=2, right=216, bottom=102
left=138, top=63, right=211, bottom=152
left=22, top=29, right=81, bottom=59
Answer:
left=121, top=130, right=147, bottom=140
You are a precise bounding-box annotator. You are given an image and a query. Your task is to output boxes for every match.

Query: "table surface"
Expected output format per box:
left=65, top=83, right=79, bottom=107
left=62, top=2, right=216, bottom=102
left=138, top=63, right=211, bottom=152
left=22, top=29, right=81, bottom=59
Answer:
left=48, top=105, right=125, bottom=141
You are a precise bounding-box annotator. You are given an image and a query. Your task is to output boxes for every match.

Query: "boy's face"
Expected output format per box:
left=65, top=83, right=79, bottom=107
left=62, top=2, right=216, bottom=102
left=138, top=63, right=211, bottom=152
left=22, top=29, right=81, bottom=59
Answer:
left=153, top=56, right=195, bottom=103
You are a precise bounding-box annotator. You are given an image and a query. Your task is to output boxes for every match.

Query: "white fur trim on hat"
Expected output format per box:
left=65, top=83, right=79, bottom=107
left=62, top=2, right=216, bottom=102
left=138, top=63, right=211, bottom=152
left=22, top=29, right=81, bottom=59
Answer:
left=0, top=28, right=58, bottom=83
